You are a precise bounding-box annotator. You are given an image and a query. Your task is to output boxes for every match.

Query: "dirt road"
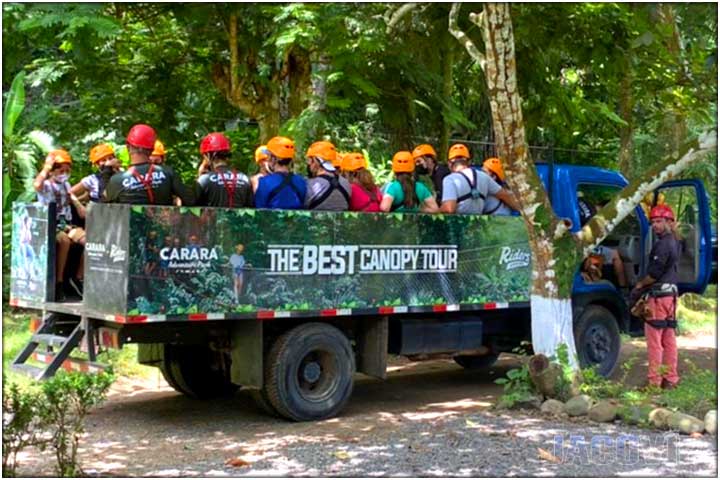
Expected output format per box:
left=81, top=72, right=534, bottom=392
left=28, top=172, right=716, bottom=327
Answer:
left=17, top=332, right=717, bottom=477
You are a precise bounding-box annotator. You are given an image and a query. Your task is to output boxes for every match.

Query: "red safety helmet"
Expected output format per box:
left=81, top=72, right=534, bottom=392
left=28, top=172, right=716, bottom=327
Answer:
left=126, top=124, right=157, bottom=149
left=649, top=204, right=675, bottom=221
left=200, top=132, right=231, bottom=154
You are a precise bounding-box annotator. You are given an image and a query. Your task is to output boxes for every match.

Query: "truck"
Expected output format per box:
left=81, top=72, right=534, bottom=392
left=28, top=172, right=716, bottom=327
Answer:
left=9, top=163, right=713, bottom=421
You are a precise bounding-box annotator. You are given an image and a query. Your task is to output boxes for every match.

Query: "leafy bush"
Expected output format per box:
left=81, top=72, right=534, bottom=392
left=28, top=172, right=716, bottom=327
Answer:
left=2, top=371, right=115, bottom=477
left=2, top=380, right=49, bottom=477
left=40, top=370, right=115, bottom=477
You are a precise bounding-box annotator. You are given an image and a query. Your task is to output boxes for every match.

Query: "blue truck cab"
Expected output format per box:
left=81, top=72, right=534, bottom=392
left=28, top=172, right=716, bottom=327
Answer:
left=535, top=163, right=713, bottom=374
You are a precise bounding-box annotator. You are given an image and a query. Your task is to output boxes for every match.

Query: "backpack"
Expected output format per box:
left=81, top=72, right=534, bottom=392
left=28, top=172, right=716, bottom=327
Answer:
left=307, top=175, right=350, bottom=209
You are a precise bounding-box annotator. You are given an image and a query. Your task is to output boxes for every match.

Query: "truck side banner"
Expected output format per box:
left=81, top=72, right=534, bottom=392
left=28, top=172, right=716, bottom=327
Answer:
left=10, top=203, right=54, bottom=304
left=84, top=204, right=531, bottom=316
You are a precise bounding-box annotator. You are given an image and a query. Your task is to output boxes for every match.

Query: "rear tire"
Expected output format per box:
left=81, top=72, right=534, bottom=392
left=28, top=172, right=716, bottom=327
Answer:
left=573, top=305, right=621, bottom=377
left=265, top=323, right=355, bottom=421
left=161, top=344, right=239, bottom=399
left=250, top=389, right=280, bottom=417
left=453, top=353, right=500, bottom=370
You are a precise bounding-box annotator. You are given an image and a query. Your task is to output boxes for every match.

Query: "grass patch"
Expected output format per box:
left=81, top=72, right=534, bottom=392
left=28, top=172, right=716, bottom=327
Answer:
left=677, top=284, right=717, bottom=335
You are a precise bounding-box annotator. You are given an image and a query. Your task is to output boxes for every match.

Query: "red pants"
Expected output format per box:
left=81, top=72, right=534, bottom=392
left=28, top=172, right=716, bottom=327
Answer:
left=644, top=296, right=679, bottom=386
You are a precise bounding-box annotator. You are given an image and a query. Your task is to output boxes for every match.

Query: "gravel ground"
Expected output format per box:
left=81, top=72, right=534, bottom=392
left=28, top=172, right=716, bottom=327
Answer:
left=100, top=410, right=715, bottom=478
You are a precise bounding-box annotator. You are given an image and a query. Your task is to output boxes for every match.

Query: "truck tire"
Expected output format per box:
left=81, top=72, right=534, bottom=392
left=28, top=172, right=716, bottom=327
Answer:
left=573, top=305, right=621, bottom=377
left=250, top=389, right=280, bottom=417
left=453, top=353, right=500, bottom=370
left=265, top=323, right=355, bottom=421
left=161, top=344, right=238, bottom=399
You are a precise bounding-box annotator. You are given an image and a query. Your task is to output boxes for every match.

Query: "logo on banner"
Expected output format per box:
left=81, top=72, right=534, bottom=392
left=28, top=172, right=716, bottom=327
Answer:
left=159, top=246, right=220, bottom=271
left=267, top=244, right=458, bottom=275
left=110, top=244, right=127, bottom=263
left=499, top=246, right=530, bottom=270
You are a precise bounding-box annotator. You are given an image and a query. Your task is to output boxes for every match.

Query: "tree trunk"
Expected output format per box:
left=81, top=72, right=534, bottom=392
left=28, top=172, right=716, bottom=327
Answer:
left=287, top=49, right=312, bottom=119
left=439, top=37, right=455, bottom=163
left=257, top=105, right=281, bottom=143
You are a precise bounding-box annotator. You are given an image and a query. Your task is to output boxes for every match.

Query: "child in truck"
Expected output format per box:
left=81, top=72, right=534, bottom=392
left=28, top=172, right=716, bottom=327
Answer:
left=33, top=149, right=87, bottom=301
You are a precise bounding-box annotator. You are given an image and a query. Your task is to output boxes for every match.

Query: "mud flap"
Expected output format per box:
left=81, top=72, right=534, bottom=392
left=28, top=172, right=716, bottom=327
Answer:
left=230, top=320, right=263, bottom=388
left=356, top=316, right=388, bottom=379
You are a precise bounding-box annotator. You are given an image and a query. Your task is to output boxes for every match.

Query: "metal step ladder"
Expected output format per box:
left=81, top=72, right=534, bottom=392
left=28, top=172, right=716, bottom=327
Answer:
left=11, top=313, right=105, bottom=380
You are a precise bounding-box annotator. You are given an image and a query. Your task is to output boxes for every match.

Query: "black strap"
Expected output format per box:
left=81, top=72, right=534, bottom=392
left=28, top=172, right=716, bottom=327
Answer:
left=483, top=199, right=502, bottom=215
left=456, top=169, right=485, bottom=203
left=267, top=173, right=303, bottom=206
left=308, top=175, right=350, bottom=209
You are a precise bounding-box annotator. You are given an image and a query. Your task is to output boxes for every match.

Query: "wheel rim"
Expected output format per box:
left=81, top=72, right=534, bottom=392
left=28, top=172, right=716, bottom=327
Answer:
left=584, top=324, right=611, bottom=365
left=295, top=348, right=340, bottom=402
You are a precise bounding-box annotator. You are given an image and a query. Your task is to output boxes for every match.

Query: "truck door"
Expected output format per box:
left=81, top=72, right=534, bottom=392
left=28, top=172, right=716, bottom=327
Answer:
left=641, top=180, right=713, bottom=294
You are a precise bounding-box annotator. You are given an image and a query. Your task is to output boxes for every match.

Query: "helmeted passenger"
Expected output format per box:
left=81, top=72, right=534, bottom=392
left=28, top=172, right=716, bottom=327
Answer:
left=304, top=140, right=351, bottom=211
left=343, top=152, right=382, bottom=212
left=103, top=124, right=195, bottom=205
left=480, top=157, right=517, bottom=216
left=254, top=136, right=306, bottom=209
left=412, top=144, right=449, bottom=202
left=149, top=140, right=166, bottom=165
left=440, top=144, right=518, bottom=214
left=196, top=132, right=253, bottom=208
left=71, top=143, right=120, bottom=203
left=380, top=151, right=438, bottom=213
left=250, top=145, right=271, bottom=193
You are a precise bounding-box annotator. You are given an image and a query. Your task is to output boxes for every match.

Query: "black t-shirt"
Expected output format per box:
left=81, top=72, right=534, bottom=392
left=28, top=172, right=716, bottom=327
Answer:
left=647, top=231, right=679, bottom=284
left=196, top=166, right=254, bottom=208
left=103, top=163, right=195, bottom=206
left=431, top=164, right=451, bottom=202
left=578, top=198, right=596, bottom=227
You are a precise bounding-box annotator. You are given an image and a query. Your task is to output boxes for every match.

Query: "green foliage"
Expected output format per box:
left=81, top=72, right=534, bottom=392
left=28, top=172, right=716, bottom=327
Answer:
left=2, top=371, right=115, bottom=477
left=2, top=379, right=48, bottom=477
left=39, top=371, right=115, bottom=477
left=495, top=363, right=536, bottom=409
left=656, top=364, right=717, bottom=419
left=3, top=71, right=25, bottom=140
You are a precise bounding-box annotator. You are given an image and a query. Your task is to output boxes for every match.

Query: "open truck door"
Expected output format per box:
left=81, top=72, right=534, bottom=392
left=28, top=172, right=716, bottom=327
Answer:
left=643, top=180, right=713, bottom=295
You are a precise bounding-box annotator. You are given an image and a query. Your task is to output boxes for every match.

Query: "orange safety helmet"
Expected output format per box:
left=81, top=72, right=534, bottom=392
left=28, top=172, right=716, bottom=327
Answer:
left=392, top=151, right=414, bottom=174
left=306, top=140, right=337, bottom=163
left=483, top=157, right=505, bottom=182
left=448, top=143, right=470, bottom=161
left=266, top=136, right=295, bottom=160
left=412, top=144, right=437, bottom=159
left=255, top=145, right=270, bottom=164
left=89, top=143, right=115, bottom=164
left=333, top=151, right=345, bottom=169
left=48, top=149, right=72, bottom=165
left=152, top=140, right=166, bottom=156
left=342, top=152, right=367, bottom=172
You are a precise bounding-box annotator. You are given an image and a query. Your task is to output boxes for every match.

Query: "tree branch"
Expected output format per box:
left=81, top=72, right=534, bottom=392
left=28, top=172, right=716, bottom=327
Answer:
left=229, top=12, right=239, bottom=99
left=448, top=3, right=486, bottom=72
left=385, top=3, right=418, bottom=34
left=579, top=130, right=717, bottom=254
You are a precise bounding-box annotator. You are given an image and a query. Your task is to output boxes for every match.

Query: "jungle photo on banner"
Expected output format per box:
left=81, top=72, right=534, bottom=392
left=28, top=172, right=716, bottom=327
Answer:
left=120, top=206, right=531, bottom=316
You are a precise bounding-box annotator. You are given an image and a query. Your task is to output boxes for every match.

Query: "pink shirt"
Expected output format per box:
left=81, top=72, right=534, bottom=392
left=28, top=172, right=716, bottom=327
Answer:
left=349, top=183, right=382, bottom=212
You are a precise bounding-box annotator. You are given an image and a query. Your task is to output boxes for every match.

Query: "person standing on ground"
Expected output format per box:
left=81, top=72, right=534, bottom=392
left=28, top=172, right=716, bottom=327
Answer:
left=380, top=151, right=438, bottom=213
left=103, top=124, right=195, bottom=206
left=343, top=152, right=382, bottom=212
left=254, top=136, right=306, bottom=209
left=632, top=204, right=681, bottom=390
left=440, top=144, right=519, bottom=214
left=196, top=132, right=253, bottom=208
left=305, top=140, right=351, bottom=211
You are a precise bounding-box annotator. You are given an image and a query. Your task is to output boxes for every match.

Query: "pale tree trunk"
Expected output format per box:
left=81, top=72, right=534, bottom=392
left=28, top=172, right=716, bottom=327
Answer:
left=450, top=2, right=580, bottom=366
left=449, top=2, right=717, bottom=370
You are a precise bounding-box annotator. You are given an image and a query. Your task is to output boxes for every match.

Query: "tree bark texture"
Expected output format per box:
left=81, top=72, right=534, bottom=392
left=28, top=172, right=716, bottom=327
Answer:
left=439, top=37, right=455, bottom=164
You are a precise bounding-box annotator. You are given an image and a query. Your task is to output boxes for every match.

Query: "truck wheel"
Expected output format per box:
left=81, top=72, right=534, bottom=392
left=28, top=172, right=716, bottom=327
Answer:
left=453, top=353, right=500, bottom=370
left=265, top=323, right=355, bottom=422
left=573, top=305, right=621, bottom=377
left=162, top=345, right=238, bottom=399
left=250, top=389, right=280, bottom=417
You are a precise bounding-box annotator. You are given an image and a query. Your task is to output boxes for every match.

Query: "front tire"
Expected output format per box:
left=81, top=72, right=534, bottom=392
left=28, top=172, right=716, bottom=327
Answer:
left=265, top=323, right=355, bottom=421
left=573, top=305, right=621, bottom=377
